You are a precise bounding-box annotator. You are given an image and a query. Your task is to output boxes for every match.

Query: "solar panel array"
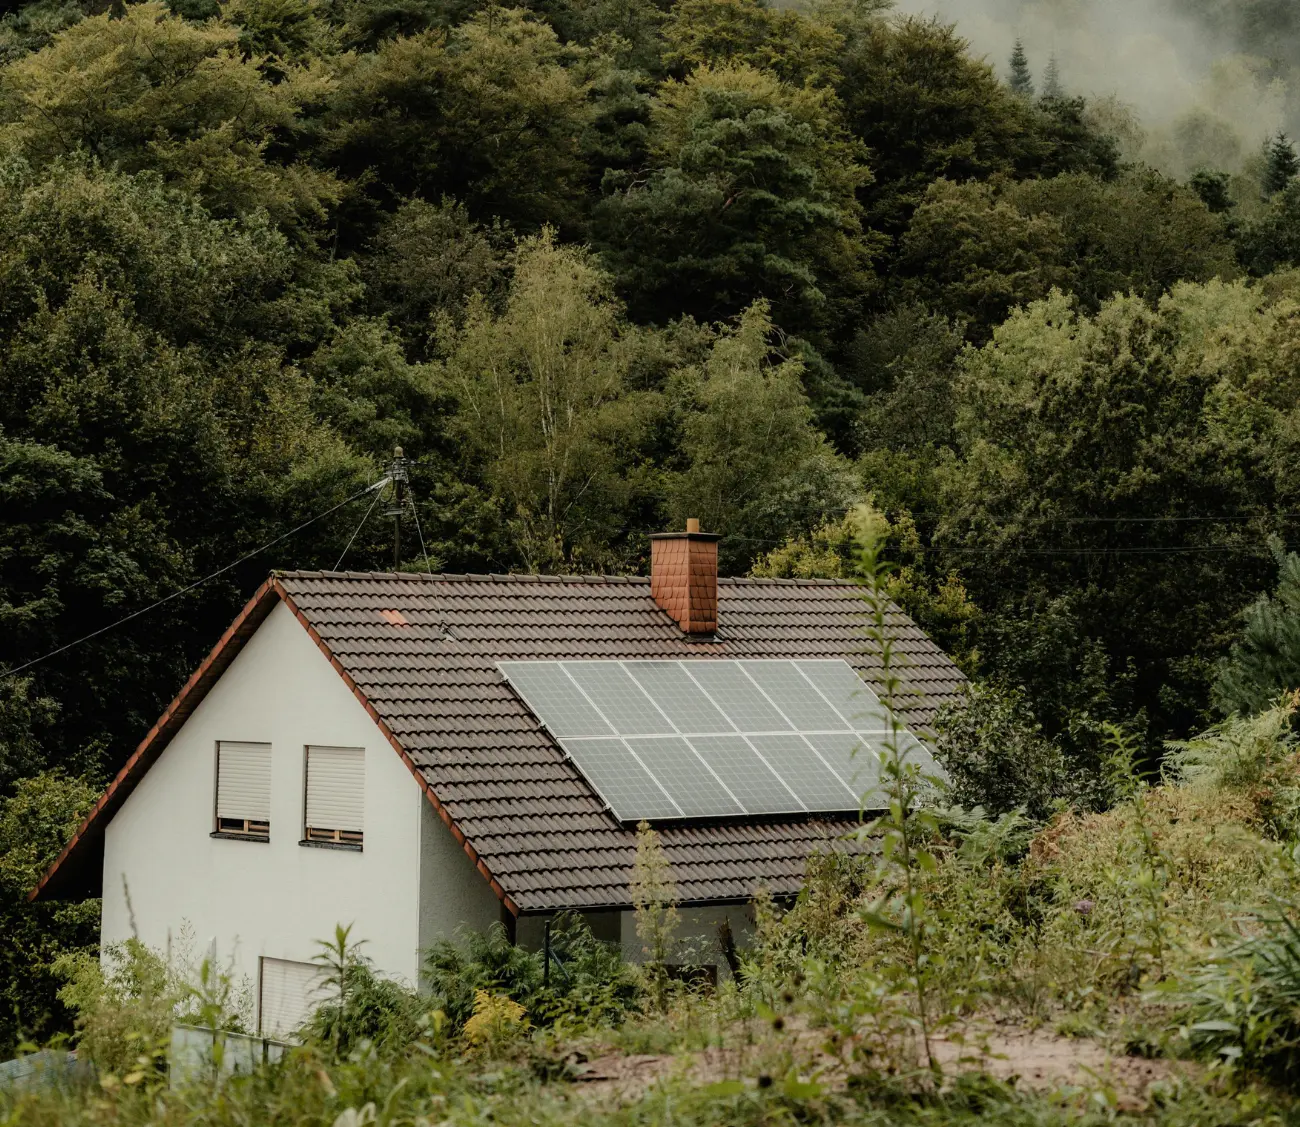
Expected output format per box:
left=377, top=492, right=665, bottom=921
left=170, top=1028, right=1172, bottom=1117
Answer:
left=497, top=659, right=939, bottom=822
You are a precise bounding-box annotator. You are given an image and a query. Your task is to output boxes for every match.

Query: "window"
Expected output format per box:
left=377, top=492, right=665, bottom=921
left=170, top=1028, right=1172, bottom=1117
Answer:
left=259, top=957, right=323, bottom=1039
left=304, top=746, right=365, bottom=846
left=215, top=741, right=271, bottom=838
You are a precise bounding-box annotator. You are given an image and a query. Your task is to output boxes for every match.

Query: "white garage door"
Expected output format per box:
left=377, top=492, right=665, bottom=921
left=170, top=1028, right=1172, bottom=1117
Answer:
left=259, top=957, right=326, bottom=1040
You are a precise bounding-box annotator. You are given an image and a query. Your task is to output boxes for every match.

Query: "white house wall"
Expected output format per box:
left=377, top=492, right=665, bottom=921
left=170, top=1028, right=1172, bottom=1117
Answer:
left=101, top=599, right=495, bottom=1003
left=418, top=798, right=502, bottom=959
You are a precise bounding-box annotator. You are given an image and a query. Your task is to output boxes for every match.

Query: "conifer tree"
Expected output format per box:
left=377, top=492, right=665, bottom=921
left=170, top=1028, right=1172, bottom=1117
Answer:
left=1264, top=133, right=1299, bottom=197
left=1214, top=544, right=1300, bottom=716
left=1042, top=54, right=1062, bottom=99
left=1008, top=38, right=1034, bottom=96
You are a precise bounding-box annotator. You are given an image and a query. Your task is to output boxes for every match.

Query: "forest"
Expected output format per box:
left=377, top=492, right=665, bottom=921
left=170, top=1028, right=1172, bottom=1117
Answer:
left=7, top=0, right=1300, bottom=1116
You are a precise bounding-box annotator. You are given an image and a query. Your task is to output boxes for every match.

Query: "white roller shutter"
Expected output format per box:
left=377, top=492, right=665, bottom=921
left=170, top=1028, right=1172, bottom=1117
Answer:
left=305, top=746, right=365, bottom=840
left=216, top=742, right=272, bottom=823
left=259, top=958, right=324, bottom=1040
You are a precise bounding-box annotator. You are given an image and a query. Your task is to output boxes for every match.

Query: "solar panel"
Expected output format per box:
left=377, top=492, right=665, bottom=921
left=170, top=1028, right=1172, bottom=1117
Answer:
left=564, top=662, right=669, bottom=736
left=497, top=658, right=935, bottom=822
left=686, top=735, right=804, bottom=814
left=684, top=662, right=792, bottom=731
left=748, top=733, right=860, bottom=810
left=740, top=660, right=847, bottom=731
left=625, top=737, right=744, bottom=817
left=631, top=662, right=733, bottom=733
left=560, top=737, right=682, bottom=821
left=499, top=661, right=612, bottom=738
left=795, top=660, right=890, bottom=730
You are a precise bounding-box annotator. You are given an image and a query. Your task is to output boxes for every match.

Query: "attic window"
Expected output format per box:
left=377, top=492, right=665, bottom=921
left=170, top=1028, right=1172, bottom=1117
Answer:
left=215, top=742, right=271, bottom=839
left=379, top=609, right=410, bottom=627
left=303, top=746, right=365, bottom=847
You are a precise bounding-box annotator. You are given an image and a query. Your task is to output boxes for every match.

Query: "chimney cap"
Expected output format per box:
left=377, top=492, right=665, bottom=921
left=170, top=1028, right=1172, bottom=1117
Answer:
left=649, top=529, right=722, bottom=542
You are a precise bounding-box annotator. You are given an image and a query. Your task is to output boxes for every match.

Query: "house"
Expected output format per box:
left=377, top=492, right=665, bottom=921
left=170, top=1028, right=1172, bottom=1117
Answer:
left=33, top=525, right=965, bottom=1037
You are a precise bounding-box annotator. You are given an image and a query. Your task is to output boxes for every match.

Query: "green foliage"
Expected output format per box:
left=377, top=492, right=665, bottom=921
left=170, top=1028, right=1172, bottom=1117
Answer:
left=899, top=170, right=1238, bottom=336
left=54, top=939, right=176, bottom=1080
left=1264, top=133, right=1299, bottom=198
left=424, top=913, right=641, bottom=1033
left=595, top=62, right=873, bottom=335
left=661, top=0, right=843, bottom=87
left=1183, top=900, right=1300, bottom=1081
left=0, top=3, right=340, bottom=227
left=935, top=681, right=1080, bottom=822
left=435, top=231, right=658, bottom=572
left=1215, top=546, right=1300, bottom=716
left=631, top=819, right=679, bottom=1011
left=851, top=523, right=946, bottom=1074
left=1007, top=39, right=1033, bottom=97
left=667, top=302, right=855, bottom=571
left=304, top=925, right=424, bottom=1055
left=938, top=279, right=1300, bottom=755
left=0, top=771, right=98, bottom=1057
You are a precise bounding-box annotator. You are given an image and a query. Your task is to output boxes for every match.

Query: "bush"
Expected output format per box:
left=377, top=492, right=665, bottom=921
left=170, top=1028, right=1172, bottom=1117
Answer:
left=934, top=681, right=1082, bottom=822
left=424, top=913, right=641, bottom=1036
left=54, top=939, right=178, bottom=1079
left=301, top=926, right=424, bottom=1056
left=1183, top=901, right=1300, bottom=1083
left=1214, top=545, right=1300, bottom=717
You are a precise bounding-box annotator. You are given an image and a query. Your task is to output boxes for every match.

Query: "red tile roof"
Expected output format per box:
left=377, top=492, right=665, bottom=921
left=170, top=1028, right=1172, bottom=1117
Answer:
left=33, top=571, right=966, bottom=913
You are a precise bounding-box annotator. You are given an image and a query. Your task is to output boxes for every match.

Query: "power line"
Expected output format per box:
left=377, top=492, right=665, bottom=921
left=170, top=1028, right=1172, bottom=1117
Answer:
left=0, top=478, right=390, bottom=685
left=333, top=480, right=390, bottom=571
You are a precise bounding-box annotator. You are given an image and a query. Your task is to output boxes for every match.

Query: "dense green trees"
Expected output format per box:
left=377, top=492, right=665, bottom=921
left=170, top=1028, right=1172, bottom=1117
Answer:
left=1, top=0, right=1298, bottom=1048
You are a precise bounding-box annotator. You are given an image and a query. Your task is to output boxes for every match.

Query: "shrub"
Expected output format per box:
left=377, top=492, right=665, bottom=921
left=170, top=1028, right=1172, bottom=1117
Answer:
left=54, top=939, right=178, bottom=1079
left=424, top=913, right=641, bottom=1036
left=462, top=989, right=528, bottom=1054
left=303, top=925, right=424, bottom=1056
left=935, top=681, right=1082, bottom=822
left=1183, top=901, right=1300, bottom=1082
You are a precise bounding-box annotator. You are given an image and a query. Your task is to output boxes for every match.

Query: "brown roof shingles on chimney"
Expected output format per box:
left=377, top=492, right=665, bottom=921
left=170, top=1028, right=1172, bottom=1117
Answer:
left=650, top=521, right=720, bottom=634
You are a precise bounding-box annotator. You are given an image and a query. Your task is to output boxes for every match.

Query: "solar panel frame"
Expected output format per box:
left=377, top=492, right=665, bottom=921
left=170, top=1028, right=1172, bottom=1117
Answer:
left=625, top=661, right=734, bottom=734
left=748, top=733, right=861, bottom=810
left=559, top=736, right=682, bottom=821
left=497, top=661, right=613, bottom=738
left=738, top=660, right=850, bottom=732
left=681, top=661, right=793, bottom=733
left=794, top=659, right=890, bottom=731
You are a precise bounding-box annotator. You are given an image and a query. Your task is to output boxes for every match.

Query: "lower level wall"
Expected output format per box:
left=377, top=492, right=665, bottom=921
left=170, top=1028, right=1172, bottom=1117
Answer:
left=516, top=902, right=755, bottom=983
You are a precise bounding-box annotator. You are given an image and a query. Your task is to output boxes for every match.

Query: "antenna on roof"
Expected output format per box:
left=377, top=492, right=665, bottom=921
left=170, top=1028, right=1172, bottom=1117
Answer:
left=384, top=447, right=410, bottom=570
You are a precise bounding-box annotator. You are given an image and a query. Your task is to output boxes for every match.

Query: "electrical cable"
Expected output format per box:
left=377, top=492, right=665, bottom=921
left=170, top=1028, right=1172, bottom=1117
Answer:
left=1, top=477, right=391, bottom=685
left=333, top=480, right=390, bottom=572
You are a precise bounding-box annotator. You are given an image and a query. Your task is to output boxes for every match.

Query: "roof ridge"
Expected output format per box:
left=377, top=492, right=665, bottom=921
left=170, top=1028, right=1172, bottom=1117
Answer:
left=275, top=569, right=863, bottom=588
left=276, top=569, right=653, bottom=585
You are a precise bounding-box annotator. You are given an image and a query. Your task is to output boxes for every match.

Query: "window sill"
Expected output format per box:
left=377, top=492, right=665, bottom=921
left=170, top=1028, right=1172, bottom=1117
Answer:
left=298, top=839, right=363, bottom=853
left=210, top=831, right=270, bottom=843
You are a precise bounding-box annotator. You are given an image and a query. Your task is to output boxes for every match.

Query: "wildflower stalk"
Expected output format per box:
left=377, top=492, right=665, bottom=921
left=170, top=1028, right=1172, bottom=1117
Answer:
left=852, top=522, right=942, bottom=1078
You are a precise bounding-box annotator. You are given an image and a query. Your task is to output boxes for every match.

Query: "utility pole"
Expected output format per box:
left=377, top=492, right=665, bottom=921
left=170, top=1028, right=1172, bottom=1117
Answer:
left=387, top=446, right=409, bottom=570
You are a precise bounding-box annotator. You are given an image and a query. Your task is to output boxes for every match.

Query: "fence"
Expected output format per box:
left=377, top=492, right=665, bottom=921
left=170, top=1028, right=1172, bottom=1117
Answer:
left=168, top=1025, right=290, bottom=1086
left=0, top=1049, right=89, bottom=1093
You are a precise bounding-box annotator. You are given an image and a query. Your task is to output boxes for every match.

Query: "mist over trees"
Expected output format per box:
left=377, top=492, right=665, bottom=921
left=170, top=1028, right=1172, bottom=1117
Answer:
left=5, top=0, right=1300, bottom=1054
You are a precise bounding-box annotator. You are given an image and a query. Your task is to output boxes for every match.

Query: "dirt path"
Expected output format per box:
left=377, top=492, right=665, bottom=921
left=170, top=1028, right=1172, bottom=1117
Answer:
left=574, top=1020, right=1191, bottom=1109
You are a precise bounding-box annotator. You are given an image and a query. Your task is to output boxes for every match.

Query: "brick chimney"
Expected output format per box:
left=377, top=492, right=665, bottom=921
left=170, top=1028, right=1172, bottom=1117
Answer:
left=650, top=519, right=721, bottom=635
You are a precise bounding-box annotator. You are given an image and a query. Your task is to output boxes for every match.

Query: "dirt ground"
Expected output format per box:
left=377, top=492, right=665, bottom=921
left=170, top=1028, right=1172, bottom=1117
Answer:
left=574, top=1019, right=1191, bottom=1109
